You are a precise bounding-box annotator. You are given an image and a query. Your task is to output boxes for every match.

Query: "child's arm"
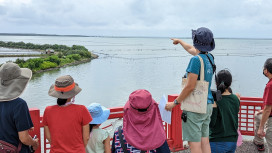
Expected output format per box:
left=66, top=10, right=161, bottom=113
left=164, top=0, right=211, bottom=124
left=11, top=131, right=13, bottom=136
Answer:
left=209, top=103, right=218, bottom=128
left=82, top=124, right=90, bottom=147
left=44, top=126, right=51, bottom=144
left=103, top=136, right=111, bottom=153
left=171, top=38, right=198, bottom=55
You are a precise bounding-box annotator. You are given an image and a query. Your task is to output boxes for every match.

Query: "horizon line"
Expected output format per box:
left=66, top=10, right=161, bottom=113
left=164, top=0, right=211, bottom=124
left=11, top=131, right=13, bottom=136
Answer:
left=0, top=33, right=271, bottom=40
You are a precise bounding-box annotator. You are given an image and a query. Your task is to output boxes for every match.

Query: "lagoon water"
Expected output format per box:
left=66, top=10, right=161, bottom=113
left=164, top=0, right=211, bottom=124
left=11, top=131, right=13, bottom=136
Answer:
left=0, top=36, right=271, bottom=115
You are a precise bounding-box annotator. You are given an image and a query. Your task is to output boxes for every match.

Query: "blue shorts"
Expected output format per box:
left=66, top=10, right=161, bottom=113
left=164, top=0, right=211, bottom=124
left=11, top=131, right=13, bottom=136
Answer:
left=210, top=142, right=237, bottom=153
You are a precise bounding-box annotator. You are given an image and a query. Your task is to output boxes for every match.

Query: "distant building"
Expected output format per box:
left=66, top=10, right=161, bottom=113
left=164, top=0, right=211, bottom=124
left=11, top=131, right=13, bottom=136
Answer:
left=45, top=49, right=55, bottom=54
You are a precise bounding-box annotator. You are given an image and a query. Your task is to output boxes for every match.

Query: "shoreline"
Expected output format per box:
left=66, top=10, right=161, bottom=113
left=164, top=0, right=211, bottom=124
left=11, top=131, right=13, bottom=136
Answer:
left=0, top=54, right=42, bottom=57
left=34, top=58, right=92, bottom=74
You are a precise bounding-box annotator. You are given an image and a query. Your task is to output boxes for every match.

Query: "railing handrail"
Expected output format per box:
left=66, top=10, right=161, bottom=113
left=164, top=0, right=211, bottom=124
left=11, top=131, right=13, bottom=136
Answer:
left=28, top=96, right=264, bottom=153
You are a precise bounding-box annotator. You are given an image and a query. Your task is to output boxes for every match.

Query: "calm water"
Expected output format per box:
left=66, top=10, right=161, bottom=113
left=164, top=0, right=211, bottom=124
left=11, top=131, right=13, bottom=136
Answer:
left=0, top=36, right=271, bottom=115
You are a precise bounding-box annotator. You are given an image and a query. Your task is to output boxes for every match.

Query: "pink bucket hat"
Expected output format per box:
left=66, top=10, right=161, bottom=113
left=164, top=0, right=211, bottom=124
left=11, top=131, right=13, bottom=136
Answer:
left=123, top=89, right=166, bottom=150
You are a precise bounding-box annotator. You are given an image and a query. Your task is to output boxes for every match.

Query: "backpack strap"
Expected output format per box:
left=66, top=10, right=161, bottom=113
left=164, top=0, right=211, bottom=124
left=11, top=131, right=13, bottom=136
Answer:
left=118, top=126, right=128, bottom=153
left=17, top=141, right=22, bottom=153
left=200, top=52, right=217, bottom=81
left=200, top=52, right=216, bottom=74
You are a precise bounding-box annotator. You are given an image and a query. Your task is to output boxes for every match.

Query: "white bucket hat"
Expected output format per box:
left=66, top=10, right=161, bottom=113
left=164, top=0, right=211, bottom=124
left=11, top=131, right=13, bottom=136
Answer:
left=0, top=62, right=32, bottom=101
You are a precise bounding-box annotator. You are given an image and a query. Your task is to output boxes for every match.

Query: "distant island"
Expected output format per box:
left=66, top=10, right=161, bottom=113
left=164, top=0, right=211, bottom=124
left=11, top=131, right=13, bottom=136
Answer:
left=0, top=33, right=91, bottom=37
left=0, top=41, right=98, bottom=73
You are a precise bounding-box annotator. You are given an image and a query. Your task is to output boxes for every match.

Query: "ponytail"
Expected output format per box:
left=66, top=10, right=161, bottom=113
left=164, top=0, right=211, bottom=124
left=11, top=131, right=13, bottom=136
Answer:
left=89, top=124, right=97, bottom=133
left=57, top=98, right=67, bottom=106
left=217, top=82, right=226, bottom=94
left=216, top=69, right=232, bottom=94
left=228, top=87, right=233, bottom=93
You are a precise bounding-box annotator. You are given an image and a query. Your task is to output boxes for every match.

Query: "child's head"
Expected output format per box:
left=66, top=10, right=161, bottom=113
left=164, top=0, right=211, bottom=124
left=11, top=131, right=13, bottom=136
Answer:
left=263, top=58, right=272, bottom=77
left=216, top=69, right=232, bottom=94
left=87, top=103, right=110, bottom=125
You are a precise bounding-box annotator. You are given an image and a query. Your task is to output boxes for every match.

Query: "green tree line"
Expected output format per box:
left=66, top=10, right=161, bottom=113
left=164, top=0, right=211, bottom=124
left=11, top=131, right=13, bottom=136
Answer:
left=0, top=41, right=87, bottom=51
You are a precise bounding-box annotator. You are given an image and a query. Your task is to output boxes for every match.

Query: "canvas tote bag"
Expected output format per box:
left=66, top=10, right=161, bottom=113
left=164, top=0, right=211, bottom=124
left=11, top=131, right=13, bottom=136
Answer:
left=180, top=55, right=209, bottom=114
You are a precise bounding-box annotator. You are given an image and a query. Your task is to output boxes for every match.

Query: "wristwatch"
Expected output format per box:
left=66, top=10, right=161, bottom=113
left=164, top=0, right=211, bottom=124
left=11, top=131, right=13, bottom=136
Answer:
left=174, top=99, right=179, bottom=105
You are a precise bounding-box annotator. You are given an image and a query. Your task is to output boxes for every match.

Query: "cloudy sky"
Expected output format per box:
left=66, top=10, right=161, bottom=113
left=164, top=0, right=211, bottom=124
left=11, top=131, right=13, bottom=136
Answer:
left=0, top=0, right=271, bottom=38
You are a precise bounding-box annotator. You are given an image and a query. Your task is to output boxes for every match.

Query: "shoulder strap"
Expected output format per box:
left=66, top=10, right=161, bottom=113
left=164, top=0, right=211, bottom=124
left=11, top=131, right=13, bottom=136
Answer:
left=199, top=52, right=217, bottom=82
left=196, top=55, right=205, bottom=81
left=17, top=141, right=22, bottom=153
left=118, top=126, right=128, bottom=153
left=205, top=53, right=216, bottom=74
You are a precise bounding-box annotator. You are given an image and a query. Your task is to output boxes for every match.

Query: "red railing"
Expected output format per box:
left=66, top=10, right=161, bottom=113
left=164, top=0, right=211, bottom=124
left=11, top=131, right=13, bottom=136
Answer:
left=27, top=95, right=263, bottom=153
left=239, top=97, right=263, bottom=136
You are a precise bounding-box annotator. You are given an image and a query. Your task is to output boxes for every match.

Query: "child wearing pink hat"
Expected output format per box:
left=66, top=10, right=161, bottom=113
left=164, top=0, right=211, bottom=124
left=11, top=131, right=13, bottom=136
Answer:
left=111, top=89, right=170, bottom=153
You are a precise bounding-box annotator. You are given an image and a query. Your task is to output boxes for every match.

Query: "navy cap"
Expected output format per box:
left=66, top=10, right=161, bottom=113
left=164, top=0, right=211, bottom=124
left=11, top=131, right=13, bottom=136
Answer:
left=192, top=27, right=215, bottom=52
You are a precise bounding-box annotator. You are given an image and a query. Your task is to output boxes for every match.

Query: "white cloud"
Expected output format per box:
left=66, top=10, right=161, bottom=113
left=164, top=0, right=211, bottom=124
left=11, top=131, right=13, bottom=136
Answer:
left=0, top=0, right=272, bottom=38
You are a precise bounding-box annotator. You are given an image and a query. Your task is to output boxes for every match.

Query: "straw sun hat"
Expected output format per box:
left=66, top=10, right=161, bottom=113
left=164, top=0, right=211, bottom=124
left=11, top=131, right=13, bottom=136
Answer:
left=0, top=62, right=32, bottom=101
left=48, top=75, right=81, bottom=99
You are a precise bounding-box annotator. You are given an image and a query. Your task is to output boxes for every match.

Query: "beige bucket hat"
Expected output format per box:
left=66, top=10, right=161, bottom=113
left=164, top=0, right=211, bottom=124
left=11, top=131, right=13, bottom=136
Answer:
left=0, top=62, right=32, bottom=101
left=48, top=75, right=81, bottom=99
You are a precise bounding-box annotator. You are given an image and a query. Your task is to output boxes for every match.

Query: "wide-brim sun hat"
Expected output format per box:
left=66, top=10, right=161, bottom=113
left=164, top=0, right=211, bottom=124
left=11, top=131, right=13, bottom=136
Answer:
left=48, top=75, right=81, bottom=99
left=123, top=89, right=166, bottom=151
left=87, top=103, right=110, bottom=124
left=192, top=27, right=215, bottom=52
left=0, top=62, right=32, bottom=101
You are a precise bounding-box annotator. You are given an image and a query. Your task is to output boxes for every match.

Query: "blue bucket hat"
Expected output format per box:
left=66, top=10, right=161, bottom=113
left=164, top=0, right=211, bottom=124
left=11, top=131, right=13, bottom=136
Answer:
left=87, top=103, right=110, bottom=124
left=192, top=27, right=215, bottom=52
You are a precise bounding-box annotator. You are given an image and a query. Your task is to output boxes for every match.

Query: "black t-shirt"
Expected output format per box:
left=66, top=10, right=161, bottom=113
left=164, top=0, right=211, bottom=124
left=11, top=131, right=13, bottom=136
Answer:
left=0, top=98, right=33, bottom=153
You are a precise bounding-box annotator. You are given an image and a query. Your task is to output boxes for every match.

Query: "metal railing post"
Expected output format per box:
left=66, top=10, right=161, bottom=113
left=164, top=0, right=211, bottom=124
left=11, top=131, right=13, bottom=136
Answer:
left=168, top=95, right=184, bottom=151
left=29, top=108, right=41, bottom=153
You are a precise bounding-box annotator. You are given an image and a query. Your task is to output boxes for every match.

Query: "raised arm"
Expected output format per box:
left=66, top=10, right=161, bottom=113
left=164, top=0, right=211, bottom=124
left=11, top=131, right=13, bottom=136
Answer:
left=171, top=38, right=199, bottom=56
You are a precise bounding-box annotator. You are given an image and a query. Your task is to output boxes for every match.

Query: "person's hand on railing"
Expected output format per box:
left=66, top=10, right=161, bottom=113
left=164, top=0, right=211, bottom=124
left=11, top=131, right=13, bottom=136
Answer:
left=235, top=93, right=241, bottom=100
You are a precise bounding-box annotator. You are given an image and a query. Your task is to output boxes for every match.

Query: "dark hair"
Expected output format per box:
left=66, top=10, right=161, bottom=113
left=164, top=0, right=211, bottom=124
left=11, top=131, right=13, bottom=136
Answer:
left=264, top=58, right=272, bottom=74
left=216, top=69, right=232, bottom=94
left=89, top=124, right=97, bottom=133
left=57, top=98, right=67, bottom=106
